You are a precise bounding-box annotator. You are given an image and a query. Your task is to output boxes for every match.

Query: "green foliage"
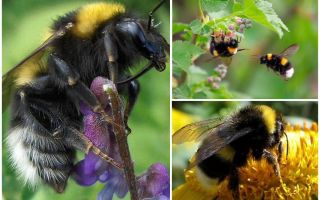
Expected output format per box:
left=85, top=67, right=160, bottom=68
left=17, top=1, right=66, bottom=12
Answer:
left=173, top=0, right=317, bottom=99
left=200, top=0, right=289, bottom=37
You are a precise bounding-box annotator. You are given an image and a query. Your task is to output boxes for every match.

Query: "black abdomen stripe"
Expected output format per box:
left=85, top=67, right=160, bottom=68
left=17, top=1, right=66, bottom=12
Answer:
left=198, top=153, right=232, bottom=181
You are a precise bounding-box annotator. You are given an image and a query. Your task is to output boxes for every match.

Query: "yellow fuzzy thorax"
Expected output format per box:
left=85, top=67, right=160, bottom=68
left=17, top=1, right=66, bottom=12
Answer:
left=71, top=2, right=125, bottom=38
left=227, top=47, right=237, bottom=54
left=173, top=122, right=318, bottom=200
left=267, top=53, right=272, bottom=60
left=257, top=105, right=276, bottom=134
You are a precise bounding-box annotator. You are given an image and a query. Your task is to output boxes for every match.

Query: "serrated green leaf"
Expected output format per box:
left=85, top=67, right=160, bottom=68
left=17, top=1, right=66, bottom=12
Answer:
left=201, top=0, right=231, bottom=19
left=173, top=41, right=204, bottom=71
left=189, top=19, right=202, bottom=34
left=242, top=0, right=289, bottom=38
left=173, top=23, right=190, bottom=35
left=201, top=0, right=230, bottom=12
left=173, top=85, right=191, bottom=99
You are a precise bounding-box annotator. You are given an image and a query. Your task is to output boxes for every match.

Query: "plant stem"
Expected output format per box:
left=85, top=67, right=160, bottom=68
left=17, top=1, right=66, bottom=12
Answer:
left=105, top=86, right=139, bottom=200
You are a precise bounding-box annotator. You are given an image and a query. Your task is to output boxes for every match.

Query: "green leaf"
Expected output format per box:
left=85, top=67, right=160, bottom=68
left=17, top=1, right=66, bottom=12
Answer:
left=173, top=23, right=190, bottom=35
left=242, top=0, right=289, bottom=38
left=173, top=85, right=191, bottom=99
left=200, top=0, right=231, bottom=19
left=201, top=0, right=230, bottom=12
left=173, top=41, right=204, bottom=71
left=192, top=91, right=207, bottom=98
left=233, top=1, right=243, bottom=12
left=189, top=19, right=202, bottom=34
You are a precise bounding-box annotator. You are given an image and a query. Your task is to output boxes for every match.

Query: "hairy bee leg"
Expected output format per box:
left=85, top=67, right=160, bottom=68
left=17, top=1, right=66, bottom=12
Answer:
left=228, top=167, right=240, bottom=200
left=65, top=128, right=123, bottom=169
left=124, top=80, right=140, bottom=134
left=277, top=141, right=283, bottom=163
left=50, top=54, right=120, bottom=128
left=103, top=30, right=119, bottom=82
left=262, top=149, right=281, bottom=177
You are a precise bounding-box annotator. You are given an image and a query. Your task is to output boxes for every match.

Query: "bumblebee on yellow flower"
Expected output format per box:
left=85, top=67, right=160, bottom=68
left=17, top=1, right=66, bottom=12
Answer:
left=172, top=102, right=318, bottom=200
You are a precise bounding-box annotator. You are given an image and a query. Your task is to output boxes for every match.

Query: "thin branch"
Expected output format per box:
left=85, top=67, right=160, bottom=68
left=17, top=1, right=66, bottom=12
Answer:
left=104, top=85, right=139, bottom=200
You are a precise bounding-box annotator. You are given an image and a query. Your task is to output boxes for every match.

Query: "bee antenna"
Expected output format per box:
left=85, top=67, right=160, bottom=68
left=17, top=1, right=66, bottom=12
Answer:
left=148, top=0, right=166, bottom=30
left=116, top=62, right=154, bottom=85
left=284, top=131, right=289, bottom=160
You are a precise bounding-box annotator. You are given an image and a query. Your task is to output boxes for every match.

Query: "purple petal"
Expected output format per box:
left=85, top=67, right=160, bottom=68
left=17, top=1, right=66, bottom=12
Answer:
left=138, top=163, right=169, bottom=199
left=98, top=183, right=116, bottom=200
left=90, top=77, right=117, bottom=108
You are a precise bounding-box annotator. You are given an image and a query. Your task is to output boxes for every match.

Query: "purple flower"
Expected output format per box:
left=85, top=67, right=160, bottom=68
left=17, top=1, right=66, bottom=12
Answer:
left=137, top=163, right=170, bottom=199
left=72, top=76, right=169, bottom=200
left=228, top=24, right=235, bottom=31
left=72, top=77, right=126, bottom=197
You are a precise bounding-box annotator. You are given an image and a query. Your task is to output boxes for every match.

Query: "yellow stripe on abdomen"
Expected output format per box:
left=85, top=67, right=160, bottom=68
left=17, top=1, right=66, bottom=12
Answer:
left=280, top=57, right=288, bottom=66
left=217, top=145, right=235, bottom=161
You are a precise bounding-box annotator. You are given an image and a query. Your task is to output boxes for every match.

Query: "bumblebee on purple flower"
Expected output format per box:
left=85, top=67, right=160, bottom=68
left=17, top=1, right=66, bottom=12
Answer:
left=73, top=77, right=169, bottom=200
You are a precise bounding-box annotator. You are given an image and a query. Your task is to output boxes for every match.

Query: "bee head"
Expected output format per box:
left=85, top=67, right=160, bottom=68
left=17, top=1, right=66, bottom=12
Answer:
left=260, top=56, right=267, bottom=64
left=141, top=25, right=168, bottom=72
left=229, top=38, right=239, bottom=48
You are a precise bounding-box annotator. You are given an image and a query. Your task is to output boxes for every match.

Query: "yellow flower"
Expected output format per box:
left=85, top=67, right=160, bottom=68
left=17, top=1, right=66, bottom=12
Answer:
left=173, top=123, right=318, bottom=200
left=172, top=109, right=195, bottom=133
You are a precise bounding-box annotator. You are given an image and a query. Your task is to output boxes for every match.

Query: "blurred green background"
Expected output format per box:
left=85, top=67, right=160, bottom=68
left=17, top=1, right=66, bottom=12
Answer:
left=2, top=0, right=170, bottom=200
left=172, top=101, right=318, bottom=188
left=173, top=0, right=318, bottom=99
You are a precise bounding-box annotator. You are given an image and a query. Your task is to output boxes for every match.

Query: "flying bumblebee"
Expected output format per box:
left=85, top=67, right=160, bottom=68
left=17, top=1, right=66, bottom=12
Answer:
left=173, top=105, right=288, bottom=199
left=3, top=0, right=168, bottom=193
left=260, top=44, right=299, bottom=80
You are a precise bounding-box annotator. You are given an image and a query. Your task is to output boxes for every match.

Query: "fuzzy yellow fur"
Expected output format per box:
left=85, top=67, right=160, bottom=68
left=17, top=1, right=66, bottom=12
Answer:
left=257, top=105, right=276, bottom=134
left=14, top=52, right=48, bottom=86
left=72, top=2, right=125, bottom=38
left=280, top=57, right=288, bottom=65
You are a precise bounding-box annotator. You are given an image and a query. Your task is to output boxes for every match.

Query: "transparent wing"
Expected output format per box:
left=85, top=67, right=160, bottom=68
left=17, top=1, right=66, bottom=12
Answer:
left=278, top=44, right=299, bottom=58
left=172, top=118, right=224, bottom=144
left=188, top=126, right=254, bottom=168
left=219, top=57, right=232, bottom=66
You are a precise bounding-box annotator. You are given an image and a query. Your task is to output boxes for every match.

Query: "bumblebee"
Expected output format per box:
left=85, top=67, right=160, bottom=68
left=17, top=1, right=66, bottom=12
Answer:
left=209, top=33, right=246, bottom=66
left=3, top=1, right=168, bottom=193
left=210, top=36, right=239, bottom=57
left=173, top=105, right=288, bottom=199
left=260, top=44, right=299, bottom=80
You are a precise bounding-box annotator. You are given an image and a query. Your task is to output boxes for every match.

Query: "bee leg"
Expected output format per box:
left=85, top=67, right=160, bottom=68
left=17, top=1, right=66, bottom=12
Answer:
left=277, top=141, right=283, bottom=163
left=123, top=80, right=140, bottom=135
left=49, top=54, right=120, bottom=128
left=228, top=167, right=240, bottom=200
left=262, top=149, right=281, bottom=177
left=103, top=30, right=118, bottom=82
left=65, top=128, right=123, bottom=170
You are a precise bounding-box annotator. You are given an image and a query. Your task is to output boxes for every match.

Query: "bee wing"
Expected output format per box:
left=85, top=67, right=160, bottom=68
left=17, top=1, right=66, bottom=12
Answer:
left=172, top=118, right=224, bottom=144
left=2, top=23, right=73, bottom=111
left=219, top=57, right=232, bottom=66
left=188, top=126, right=253, bottom=168
left=278, top=44, right=299, bottom=58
